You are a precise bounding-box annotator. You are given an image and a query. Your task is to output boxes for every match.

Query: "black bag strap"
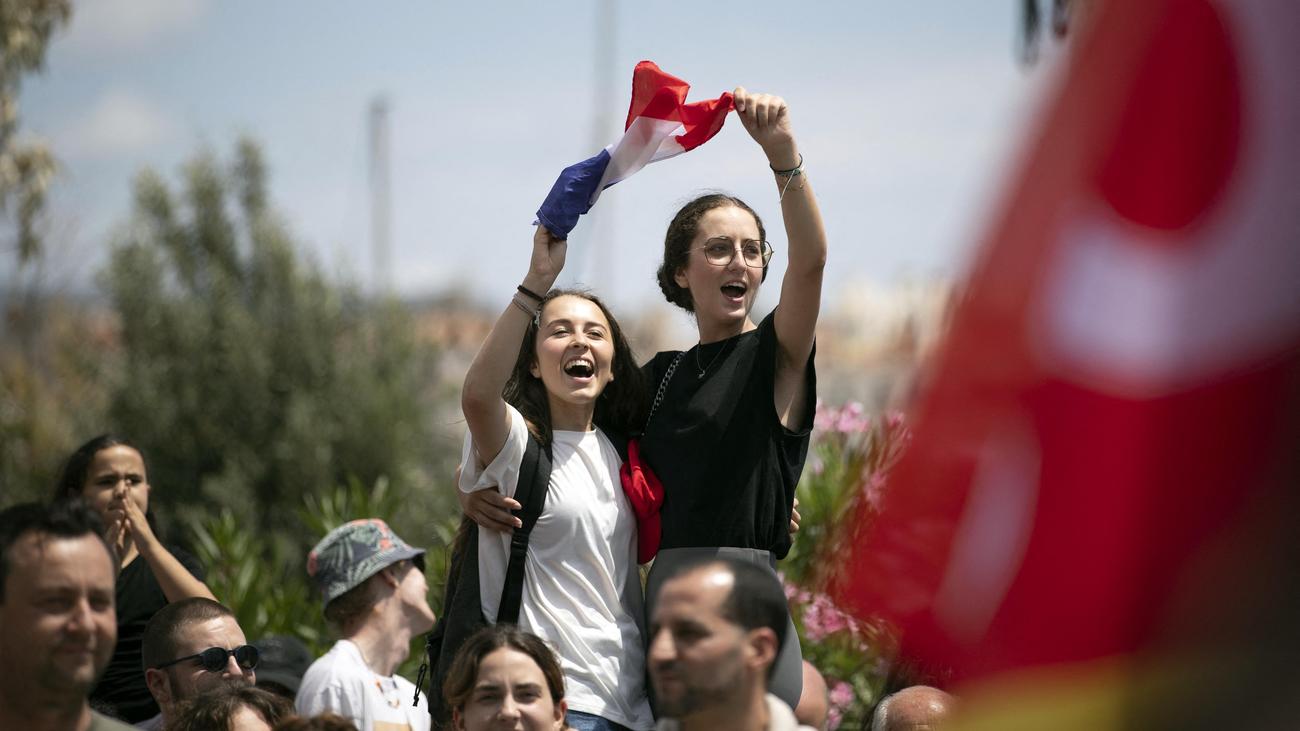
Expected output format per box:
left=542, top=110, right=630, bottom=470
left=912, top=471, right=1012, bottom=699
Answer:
left=418, top=516, right=479, bottom=714
left=495, top=434, right=551, bottom=624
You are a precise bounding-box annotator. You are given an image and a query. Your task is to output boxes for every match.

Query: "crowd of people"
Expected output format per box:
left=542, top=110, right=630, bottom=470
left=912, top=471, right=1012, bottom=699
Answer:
left=0, top=89, right=955, bottom=731
left=0, top=497, right=948, bottom=731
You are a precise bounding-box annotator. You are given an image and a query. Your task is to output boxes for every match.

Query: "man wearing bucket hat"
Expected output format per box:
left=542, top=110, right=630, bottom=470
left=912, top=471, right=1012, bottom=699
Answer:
left=296, top=519, right=437, bottom=731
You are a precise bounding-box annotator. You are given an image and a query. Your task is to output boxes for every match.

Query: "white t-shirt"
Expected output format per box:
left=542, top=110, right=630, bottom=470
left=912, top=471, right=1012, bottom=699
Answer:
left=296, top=639, right=430, bottom=731
left=459, top=405, right=653, bottom=730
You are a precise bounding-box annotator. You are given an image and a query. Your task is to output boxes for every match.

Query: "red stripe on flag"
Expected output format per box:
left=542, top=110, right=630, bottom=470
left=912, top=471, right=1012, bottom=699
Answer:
left=624, top=60, right=734, bottom=149
left=626, top=61, right=690, bottom=126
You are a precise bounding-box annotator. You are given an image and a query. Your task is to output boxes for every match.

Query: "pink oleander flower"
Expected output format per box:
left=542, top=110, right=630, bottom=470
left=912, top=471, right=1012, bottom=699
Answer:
left=826, top=681, right=855, bottom=731
left=780, top=574, right=811, bottom=606
left=835, top=401, right=870, bottom=434
left=829, top=681, right=855, bottom=708
left=801, top=601, right=829, bottom=641
left=802, top=592, right=851, bottom=641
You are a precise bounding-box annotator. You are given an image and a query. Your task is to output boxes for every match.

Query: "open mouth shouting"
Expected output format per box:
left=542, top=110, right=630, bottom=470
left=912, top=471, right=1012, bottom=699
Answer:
left=563, top=356, right=596, bottom=381
left=720, top=279, right=748, bottom=305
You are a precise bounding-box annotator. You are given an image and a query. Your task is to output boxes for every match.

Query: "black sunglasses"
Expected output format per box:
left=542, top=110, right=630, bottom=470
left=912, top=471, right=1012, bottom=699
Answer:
left=154, top=645, right=260, bottom=673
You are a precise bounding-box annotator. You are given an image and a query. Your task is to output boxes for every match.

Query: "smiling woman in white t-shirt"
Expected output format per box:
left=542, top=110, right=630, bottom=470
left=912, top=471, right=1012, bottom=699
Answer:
left=457, top=226, right=652, bottom=731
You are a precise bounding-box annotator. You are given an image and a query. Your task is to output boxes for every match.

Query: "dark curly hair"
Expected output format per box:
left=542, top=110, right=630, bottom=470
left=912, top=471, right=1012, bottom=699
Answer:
left=502, top=288, right=647, bottom=448
left=657, top=193, right=768, bottom=313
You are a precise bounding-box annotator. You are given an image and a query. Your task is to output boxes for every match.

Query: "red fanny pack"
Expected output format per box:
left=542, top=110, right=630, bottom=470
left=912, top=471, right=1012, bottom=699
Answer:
left=618, top=438, right=664, bottom=564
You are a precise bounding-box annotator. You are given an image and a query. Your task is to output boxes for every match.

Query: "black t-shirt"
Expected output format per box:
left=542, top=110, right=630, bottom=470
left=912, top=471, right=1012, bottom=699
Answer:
left=90, top=546, right=205, bottom=723
left=639, top=311, right=816, bottom=558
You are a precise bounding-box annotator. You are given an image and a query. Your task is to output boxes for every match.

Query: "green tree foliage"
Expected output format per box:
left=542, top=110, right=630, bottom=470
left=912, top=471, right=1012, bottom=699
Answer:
left=186, top=505, right=325, bottom=651
left=101, top=139, right=450, bottom=561
left=1, top=0, right=71, bottom=262
left=0, top=0, right=78, bottom=500
left=0, top=298, right=111, bottom=503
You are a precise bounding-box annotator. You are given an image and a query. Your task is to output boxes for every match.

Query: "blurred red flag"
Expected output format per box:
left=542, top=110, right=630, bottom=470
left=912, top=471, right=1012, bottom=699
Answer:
left=834, top=0, right=1300, bottom=683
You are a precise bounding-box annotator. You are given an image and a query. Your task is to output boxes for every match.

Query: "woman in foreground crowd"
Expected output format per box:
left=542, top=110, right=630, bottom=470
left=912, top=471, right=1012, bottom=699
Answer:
left=443, top=625, right=569, bottom=731
left=456, top=226, right=652, bottom=730
left=54, top=434, right=216, bottom=722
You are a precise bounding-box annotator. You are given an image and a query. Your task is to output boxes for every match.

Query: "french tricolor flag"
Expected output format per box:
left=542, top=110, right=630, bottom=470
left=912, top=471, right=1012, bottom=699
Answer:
left=535, top=61, right=734, bottom=238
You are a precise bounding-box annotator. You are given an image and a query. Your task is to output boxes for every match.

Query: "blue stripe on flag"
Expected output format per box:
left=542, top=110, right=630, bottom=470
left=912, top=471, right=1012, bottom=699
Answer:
left=535, top=149, right=611, bottom=238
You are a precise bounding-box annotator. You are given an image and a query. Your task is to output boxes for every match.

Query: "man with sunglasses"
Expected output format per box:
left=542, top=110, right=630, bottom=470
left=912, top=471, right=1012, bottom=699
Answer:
left=138, top=597, right=257, bottom=730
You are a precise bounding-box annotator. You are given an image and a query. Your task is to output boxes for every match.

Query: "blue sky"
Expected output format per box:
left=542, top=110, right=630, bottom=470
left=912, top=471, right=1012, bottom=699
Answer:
left=18, top=1, right=1052, bottom=316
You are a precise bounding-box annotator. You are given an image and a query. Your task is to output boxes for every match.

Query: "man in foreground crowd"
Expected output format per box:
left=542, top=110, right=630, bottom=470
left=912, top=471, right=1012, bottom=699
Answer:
left=0, top=502, right=134, bottom=730
left=297, top=518, right=436, bottom=731
left=870, top=685, right=955, bottom=731
left=138, top=597, right=257, bottom=730
left=649, top=558, right=817, bottom=731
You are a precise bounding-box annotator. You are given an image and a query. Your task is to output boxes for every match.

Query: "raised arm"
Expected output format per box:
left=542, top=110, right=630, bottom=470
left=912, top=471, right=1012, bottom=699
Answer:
left=733, top=87, right=827, bottom=428
left=460, top=226, right=567, bottom=464
left=114, top=493, right=216, bottom=602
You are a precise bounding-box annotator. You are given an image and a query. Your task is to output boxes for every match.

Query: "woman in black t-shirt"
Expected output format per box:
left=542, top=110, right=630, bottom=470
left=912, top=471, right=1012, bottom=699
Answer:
left=635, top=86, right=825, bottom=709
left=53, top=435, right=216, bottom=723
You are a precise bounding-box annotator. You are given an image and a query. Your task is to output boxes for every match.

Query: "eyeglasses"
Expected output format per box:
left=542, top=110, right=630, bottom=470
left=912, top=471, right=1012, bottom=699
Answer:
left=154, top=645, right=260, bottom=673
left=698, top=238, right=773, bottom=268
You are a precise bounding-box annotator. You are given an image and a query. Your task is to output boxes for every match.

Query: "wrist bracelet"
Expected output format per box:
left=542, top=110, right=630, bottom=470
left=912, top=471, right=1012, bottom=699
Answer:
left=510, top=294, right=537, bottom=317
left=516, top=284, right=545, bottom=302
left=774, top=154, right=807, bottom=201
left=770, top=154, right=804, bottom=177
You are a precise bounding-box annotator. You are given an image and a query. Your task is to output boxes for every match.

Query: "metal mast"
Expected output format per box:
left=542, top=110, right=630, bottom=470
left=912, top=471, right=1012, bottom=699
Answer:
left=586, top=0, right=617, bottom=287
left=368, top=96, right=392, bottom=295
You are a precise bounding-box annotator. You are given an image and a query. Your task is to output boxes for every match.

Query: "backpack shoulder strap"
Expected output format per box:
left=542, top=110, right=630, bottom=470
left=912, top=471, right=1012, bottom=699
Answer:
left=495, top=434, right=551, bottom=624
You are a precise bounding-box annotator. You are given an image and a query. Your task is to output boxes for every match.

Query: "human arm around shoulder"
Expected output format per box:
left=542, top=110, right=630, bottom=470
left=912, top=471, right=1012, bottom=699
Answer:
left=460, top=226, right=566, bottom=464
left=733, top=87, right=826, bottom=430
left=455, top=462, right=522, bottom=533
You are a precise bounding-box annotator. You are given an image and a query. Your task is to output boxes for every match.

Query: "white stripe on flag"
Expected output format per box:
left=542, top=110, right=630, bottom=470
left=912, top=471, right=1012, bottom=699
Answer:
left=592, top=116, right=686, bottom=204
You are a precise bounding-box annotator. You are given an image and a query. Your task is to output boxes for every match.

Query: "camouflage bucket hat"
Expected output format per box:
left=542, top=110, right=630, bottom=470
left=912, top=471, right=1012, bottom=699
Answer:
left=307, top=518, right=426, bottom=607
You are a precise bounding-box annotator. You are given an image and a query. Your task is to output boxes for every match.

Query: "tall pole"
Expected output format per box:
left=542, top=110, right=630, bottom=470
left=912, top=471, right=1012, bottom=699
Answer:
left=585, top=0, right=617, bottom=288
left=368, top=96, right=392, bottom=296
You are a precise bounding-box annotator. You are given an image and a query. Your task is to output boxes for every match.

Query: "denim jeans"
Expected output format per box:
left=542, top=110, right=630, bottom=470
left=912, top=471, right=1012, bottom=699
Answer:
left=565, top=710, right=634, bottom=731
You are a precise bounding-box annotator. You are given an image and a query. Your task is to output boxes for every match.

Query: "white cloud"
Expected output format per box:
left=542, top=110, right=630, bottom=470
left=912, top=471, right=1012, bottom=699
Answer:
left=61, top=0, right=207, bottom=56
left=55, top=89, right=179, bottom=160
